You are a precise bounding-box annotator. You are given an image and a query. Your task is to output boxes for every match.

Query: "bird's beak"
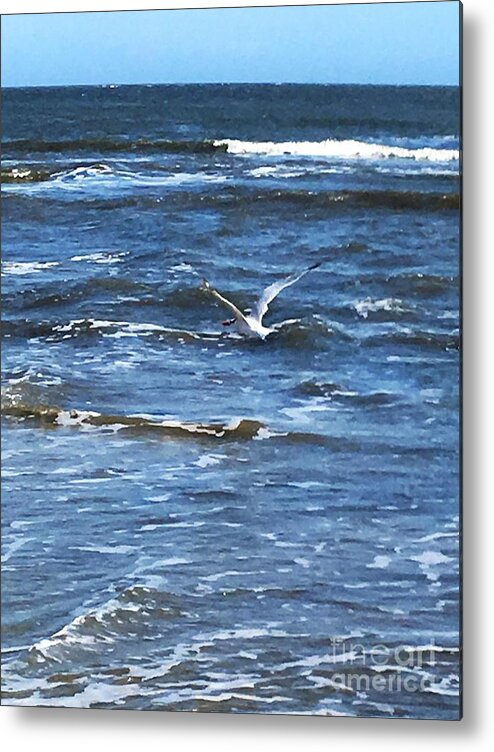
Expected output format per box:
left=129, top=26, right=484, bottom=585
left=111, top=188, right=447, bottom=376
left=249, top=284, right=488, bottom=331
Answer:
left=222, top=318, right=235, bottom=327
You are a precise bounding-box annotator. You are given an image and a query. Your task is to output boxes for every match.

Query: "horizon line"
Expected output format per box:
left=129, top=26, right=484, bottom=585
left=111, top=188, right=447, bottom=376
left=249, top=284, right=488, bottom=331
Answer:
left=2, top=81, right=459, bottom=89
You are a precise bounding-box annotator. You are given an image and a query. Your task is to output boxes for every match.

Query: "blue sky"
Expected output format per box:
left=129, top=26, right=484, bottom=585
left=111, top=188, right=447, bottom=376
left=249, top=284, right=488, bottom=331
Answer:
left=1, top=2, right=460, bottom=87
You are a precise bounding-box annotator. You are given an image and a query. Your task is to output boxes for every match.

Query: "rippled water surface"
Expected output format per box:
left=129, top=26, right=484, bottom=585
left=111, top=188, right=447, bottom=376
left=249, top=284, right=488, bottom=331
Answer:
left=2, top=84, right=460, bottom=717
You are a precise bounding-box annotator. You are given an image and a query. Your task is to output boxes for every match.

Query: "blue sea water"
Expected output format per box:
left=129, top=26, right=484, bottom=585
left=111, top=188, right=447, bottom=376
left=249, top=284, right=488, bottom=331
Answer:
left=1, top=84, right=460, bottom=718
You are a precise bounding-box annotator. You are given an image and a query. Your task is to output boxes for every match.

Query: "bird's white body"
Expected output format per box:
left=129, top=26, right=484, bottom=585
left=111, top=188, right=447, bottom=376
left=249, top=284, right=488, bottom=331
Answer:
left=236, top=315, right=273, bottom=340
left=201, top=261, right=322, bottom=340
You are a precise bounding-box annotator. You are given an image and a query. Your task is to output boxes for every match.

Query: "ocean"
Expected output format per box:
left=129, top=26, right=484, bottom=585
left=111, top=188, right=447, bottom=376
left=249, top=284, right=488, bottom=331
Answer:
left=1, top=84, right=460, bottom=718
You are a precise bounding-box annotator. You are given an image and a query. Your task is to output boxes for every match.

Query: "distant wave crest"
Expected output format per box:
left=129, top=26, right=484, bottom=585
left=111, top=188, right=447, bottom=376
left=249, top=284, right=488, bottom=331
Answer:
left=3, top=136, right=459, bottom=164
left=1, top=390, right=265, bottom=441
left=2, top=137, right=224, bottom=156
left=214, top=138, right=459, bottom=163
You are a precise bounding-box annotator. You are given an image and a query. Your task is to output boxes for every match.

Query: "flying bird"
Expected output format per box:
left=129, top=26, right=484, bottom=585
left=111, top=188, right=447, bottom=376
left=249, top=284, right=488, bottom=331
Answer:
left=201, top=261, right=323, bottom=339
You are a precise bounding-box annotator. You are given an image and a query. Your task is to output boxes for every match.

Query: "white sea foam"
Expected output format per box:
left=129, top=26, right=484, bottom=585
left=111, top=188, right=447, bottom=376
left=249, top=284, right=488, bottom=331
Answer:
left=215, top=138, right=459, bottom=163
left=411, top=551, right=453, bottom=566
left=2, top=260, right=60, bottom=276
left=354, top=297, right=408, bottom=319
left=51, top=318, right=200, bottom=340
left=249, top=165, right=307, bottom=179
left=411, top=550, right=454, bottom=584
left=70, top=251, right=125, bottom=264
left=55, top=409, right=99, bottom=428
left=278, top=649, right=361, bottom=672
left=146, top=493, right=172, bottom=503
left=194, top=454, right=221, bottom=468
left=10, top=163, right=227, bottom=193
left=414, top=531, right=458, bottom=543
left=73, top=544, right=135, bottom=555
left=253, top=427, right=286, bottom=441
left=170, top=262, right=195, bottom=273
left=367, top=555, right=392, bottom=569
left=1, top=535, right=34, bottom=563
left=52, top=164, right=114, bottom=183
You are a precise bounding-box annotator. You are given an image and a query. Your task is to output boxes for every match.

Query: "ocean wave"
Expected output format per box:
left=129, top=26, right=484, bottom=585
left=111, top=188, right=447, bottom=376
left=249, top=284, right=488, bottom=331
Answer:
left=49, top=318, right=220, bottom=343
left=1, top=378, right=351, bottom=447
left=1, top=162, right=114, bottom=188
left=2, top=313, right=339, bottom=348
left=384, top=273, right=459, bottom=297
left=222, top=189, right=459, bottom=211
left=1, top=161, right=137, bottom=186
left=2, top=161, right=230, bottom=193
left=52, top=164, right=227, bottom=189
left=353, top=297, right=411, bottom=320
left=3, top=137, right=225, bottom=156
left=347, top=272, right=459, bottom=300
left=294, top=381, right=396, bottom=406
left=2, top=260, right=60, bottom=276
left=3, top=136, right=459, bottom=166
left=2, top=373, right=266, bottom=440
left=2, top=252, right=125, bottom=279
left=1, top=166, right=56, bottom=184
left=3, top=186, right=458, bottom=212
left=214, top=138, right=459, bottom=163
left=1, top=277, right=153, bottom=315
left=27, top=583, right=185, bottom=666
left=248, top=165, right=309, bottom=179
left=270, top=318, right=336, bottom=347
left=363, top=329, right=460, bottom=351
left=1, top=397, right=337, bottom=447
left=1, top=317, right=209, bottom=343
left=1, top=395, right=266, bottom=442
left=60, top=162, right=113, bottom=178
left=69, top=251, right=126, bottom=264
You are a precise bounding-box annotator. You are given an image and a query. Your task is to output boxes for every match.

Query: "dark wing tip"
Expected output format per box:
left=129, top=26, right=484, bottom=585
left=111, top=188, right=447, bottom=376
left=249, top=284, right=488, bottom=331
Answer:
left=308, top=260, right=323, bottom=271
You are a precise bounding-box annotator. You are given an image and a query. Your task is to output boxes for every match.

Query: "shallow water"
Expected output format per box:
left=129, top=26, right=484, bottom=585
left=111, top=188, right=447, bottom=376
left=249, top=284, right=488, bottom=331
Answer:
left=2, top=84, right=460, bottom=717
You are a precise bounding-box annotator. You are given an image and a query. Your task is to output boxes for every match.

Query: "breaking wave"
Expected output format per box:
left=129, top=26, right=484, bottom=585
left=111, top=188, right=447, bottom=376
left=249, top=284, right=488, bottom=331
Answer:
left=1, top=377, right=355, bottom=447
left=353, top=297, right=412, bottom=320
left=26, top=583, right=184, bottom=666
left=214, top=138, right=459, bottom=163
left=2, top=315, right=338, bottom=348
left=1, top=318, right=211, bottom=343
left=2, top=397, right=266, bottom=443
left=3, top=136, right=459, bottom=165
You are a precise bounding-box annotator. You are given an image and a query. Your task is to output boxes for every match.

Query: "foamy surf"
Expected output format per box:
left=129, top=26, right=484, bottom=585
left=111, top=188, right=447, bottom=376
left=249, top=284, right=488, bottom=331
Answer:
left=3, top=161, right=229, bottom=190
left=49, top=318, right=207, bottom=342
left=214, top=138, right=459, bottom=163
left=2, top=260, right=60, bottom=276
left=354, top=297, right=410, bottom=319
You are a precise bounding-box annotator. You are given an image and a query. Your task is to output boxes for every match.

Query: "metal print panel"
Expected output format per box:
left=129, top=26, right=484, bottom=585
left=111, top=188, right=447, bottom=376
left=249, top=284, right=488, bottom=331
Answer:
left=1, top=1, right=462, bottom=719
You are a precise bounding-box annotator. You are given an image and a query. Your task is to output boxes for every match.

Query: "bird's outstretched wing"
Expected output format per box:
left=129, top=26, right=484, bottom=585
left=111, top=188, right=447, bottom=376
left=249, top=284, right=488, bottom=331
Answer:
left=251, top=261, right=322, bottom=323
left=201, top=279, right=250, bottom=327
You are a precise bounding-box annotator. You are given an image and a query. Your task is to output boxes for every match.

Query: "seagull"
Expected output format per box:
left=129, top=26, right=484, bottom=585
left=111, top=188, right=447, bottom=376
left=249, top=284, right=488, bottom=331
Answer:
left=201, top=261, right=323, bottom=339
